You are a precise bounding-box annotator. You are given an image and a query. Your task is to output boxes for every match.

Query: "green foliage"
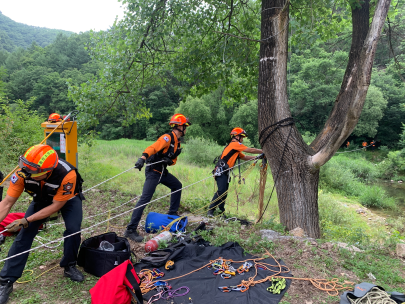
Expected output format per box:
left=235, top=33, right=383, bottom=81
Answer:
left=181, top=137, right=223, bottom=167
left=353, top=86, right=388, bottom=137
left=320, top=155, right=398, bottom=210
left=0, top=12, right=72, bottom=51
left=0, top=99, right=44, bottom=172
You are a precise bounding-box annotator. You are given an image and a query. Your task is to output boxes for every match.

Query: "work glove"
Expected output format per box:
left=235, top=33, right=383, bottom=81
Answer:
left=162, top=157, right=174, bottom=166
left=134, top=158, right=146, bottom=171
left=257, top=153, right=266, bottom=159
left=6, top=218, right=29, bottom=233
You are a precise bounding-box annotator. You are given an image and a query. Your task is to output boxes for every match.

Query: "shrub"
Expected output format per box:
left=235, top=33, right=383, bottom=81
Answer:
left=181, top=137, right=223, bottom=167
left=359, top=185, right=397, bottom=210
left=0, top=99, right=44, bottom=172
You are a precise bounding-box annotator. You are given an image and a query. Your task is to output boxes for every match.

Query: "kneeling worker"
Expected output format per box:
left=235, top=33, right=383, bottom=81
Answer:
left=0, top=145, right=85, bottom=304
left=208, top=128, right=263, bottom=217
left=125, top=114, right=191, bottom=242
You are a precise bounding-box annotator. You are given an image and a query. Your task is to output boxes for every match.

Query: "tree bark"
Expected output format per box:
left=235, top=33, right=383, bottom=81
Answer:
left=258, top=0, right=391, bottom=238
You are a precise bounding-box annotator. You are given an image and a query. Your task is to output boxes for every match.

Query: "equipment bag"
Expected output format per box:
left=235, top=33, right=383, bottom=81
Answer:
left=145, top=212, right=188, bottom=233
left=77, top=232, right=135, bottom=277
left=90, top=259, right=143, bottom=304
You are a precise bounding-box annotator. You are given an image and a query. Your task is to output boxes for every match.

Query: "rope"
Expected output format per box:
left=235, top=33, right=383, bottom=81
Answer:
left=0, top=157, right=259, bottom=264
left=148, top=250, right=354, bottom=296
left=348, top=287, right=397, bottom=304
left=82, top=160, right=164, bottom=194
left=16, top=265, right=60, bottom=284
left=257, top=122, right=294, bottom=223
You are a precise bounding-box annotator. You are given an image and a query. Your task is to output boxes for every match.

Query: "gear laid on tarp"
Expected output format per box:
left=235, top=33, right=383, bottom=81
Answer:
left=340, top=282, right=405, bottom=304
left=135, top=242, right=293, bottom=304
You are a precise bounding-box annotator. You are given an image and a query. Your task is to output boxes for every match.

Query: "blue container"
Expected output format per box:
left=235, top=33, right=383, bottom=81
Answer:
left=144, top=212, right=188, bottom=233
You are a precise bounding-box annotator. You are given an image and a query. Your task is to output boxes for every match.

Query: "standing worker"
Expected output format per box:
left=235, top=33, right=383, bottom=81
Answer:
left=346, top=141, right=350, bottom=149
left=208, top=128, right=264, bottom=217
left=125, top=114, right=191, bottom=242
left=362, top=141, right=367, bottom=150
left=0, top=145, right=85, bottom=304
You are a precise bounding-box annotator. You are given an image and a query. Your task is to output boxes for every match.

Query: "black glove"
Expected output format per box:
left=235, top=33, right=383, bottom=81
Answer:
left=162, top=157, right=174, bottom=166
left=135, top=158, right=146, bottom=171
left=257, top=153, right=265, bottom=159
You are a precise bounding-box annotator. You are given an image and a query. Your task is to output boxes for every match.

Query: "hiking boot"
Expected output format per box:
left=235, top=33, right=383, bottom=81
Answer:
left=207, top=210, right=214, bottom=217
left=0, top=279, right=13, bottom=304
left=167, top=211, right=180, bottom=216
left=64, top=265, right=84, bottom=282
left=124, top=229, right=144, bottom=242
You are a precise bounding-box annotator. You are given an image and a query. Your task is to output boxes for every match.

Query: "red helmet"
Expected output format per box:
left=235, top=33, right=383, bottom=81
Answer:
left=48, top=113, right=62, bottom=122
left=230, top=128, right=247, bottom=138
left=19, top=145, right=59, bottom=177
left=169, top=114, right=191, bottom=127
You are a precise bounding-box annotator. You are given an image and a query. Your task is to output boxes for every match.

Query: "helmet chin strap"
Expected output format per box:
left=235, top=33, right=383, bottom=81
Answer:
left=232, top=135, right=242, bottom=143
left=173, top=125, right=185, bottom=137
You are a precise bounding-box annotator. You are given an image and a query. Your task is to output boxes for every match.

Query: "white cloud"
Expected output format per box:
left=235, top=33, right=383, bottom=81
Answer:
left=0, top=0, right=125, bottom=33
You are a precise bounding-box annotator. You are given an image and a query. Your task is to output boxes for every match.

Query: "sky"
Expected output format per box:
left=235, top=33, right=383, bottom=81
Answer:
left=0, top=0, right=126, bottom=33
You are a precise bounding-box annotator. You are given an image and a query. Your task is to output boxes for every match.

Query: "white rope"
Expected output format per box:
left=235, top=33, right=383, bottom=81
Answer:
left=0, top=157, right=259, bottom=264
left=82, top=160, right=164, bottom=194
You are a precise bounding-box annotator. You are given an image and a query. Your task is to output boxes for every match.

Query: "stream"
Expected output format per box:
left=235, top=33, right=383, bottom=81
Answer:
left=371, top=181, right=405, bottom=218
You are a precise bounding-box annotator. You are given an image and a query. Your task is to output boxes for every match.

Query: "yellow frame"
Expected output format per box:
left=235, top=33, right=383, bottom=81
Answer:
left=41, top=121, right=78, bottom=168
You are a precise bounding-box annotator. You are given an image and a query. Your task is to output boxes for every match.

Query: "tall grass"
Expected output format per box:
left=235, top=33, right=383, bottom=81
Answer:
left=320, top=154, right=398, bottom=210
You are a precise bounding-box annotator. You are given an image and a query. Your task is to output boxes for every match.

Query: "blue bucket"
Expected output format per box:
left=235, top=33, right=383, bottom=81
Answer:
left=144, top=212, right=188, bottom=233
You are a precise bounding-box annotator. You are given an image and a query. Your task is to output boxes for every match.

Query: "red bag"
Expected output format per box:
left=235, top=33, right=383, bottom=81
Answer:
left=0, top=213, right=26, bottom=236
left=90, top=259, right=143, bottom=304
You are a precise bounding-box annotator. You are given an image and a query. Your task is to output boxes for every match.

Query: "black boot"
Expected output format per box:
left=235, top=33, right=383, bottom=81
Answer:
left=0, top=279, right=13, bottom=304
left=207, top=209, right=214, bottom=217
left=167, top=211, right=180, bottom=216
left=64, top=264, right=84, bottom=282
left=124, top=229, right=144, bottom=242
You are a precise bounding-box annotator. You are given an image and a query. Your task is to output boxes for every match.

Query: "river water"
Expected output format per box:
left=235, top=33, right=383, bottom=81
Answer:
left=372, top=181, right=405, bottom=218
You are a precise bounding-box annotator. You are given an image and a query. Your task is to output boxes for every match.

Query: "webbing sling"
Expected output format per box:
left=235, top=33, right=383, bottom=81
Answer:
left=124, top=263, right=143, bottom=304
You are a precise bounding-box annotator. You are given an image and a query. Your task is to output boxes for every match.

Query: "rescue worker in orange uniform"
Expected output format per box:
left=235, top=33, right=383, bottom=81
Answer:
left=0, top=145, right=85, bottom=304
left=208, top=128, right=264, bottom=217
left=362, top=141, right=367, bottom=150
left=125, top=114, right=191, bottom=242
left=346, top=141, right=350, bottom=148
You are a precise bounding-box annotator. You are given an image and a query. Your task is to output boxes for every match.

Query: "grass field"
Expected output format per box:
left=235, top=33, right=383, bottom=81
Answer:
left=0, top=139, right=404, bottom=303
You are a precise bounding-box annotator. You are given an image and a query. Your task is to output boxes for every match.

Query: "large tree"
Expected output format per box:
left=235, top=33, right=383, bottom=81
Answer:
left=71, top=0, right=393, bottom=237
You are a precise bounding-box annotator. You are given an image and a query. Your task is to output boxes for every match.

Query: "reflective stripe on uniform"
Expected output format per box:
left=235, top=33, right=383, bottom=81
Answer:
left=58, top=159, right=72, bottom=172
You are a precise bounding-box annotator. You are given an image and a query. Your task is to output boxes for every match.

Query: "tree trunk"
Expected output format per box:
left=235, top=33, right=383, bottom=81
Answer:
left=258, top=0, right=391, bottom=238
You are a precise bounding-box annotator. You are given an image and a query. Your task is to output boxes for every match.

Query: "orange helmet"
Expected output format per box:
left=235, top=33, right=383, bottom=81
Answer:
left=19, top=145, right=59, bottom=177
left=230, top=128, right=247, bottom=138
left=169, top=114, right=191, bottom=127
left=48, top=113, right=62, bottom=122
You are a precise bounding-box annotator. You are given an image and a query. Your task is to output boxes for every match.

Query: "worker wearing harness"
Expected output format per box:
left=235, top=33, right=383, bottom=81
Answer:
left=125, top=114, right=191, bottom=242
left=208, top=128, right=263, bottom=217
left=0, top=145, right=85, bottom=304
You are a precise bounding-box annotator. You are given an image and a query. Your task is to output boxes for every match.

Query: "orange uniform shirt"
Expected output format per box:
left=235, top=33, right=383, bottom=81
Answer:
left=221, top=141, right=247, bottom=168
left=7, top=170, right=77, bottom=201
left=143, top=132, right=180, bottom=165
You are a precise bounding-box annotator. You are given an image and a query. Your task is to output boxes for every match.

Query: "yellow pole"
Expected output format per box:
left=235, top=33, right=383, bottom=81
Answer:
left=0, top=112, right=75, bottom=187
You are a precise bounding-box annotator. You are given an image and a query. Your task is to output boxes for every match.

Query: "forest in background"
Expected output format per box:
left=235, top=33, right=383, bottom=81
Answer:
left=0, top=5, right=404, bottom=150
left=0, top=12, right=72, bottom=52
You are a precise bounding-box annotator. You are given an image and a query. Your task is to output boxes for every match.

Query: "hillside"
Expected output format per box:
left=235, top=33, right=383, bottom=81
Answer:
left=0, top=11, right=72, bottom=52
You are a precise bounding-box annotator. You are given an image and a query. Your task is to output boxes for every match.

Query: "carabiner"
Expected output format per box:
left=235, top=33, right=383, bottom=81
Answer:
left=221, top=273, right=232, bottom=279
left=232, top=285, right=248, bottom=292
left=218, top=286, right=231, bottom=292
left=213, top=269, right=224, bottom=275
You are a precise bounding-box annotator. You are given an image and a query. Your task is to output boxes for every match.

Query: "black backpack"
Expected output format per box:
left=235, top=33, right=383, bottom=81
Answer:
left=77, top=232, right=135, bottom=277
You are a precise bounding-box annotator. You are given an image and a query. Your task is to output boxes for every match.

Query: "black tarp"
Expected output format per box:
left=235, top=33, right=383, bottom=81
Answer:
left=134, top=242, right=292, bottom=304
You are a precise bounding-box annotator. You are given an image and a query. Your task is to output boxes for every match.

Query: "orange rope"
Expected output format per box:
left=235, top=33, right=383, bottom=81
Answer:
left=140, top=251, right=354, bottom=296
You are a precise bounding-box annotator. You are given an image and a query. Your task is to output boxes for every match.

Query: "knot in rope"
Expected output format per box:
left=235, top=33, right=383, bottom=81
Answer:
left=259, top=117, right=295, bottom=146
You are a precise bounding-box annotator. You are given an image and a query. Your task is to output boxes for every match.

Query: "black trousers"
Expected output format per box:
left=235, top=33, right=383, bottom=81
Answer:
left=209, top=173, right=230, bottom=212
left=127, top=166, right=182, bottom=231
left=0, top=196, right=83, bottom=283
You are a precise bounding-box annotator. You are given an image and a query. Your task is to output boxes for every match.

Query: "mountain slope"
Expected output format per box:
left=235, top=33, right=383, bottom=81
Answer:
left=0, top=12, right=73, bottom=51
